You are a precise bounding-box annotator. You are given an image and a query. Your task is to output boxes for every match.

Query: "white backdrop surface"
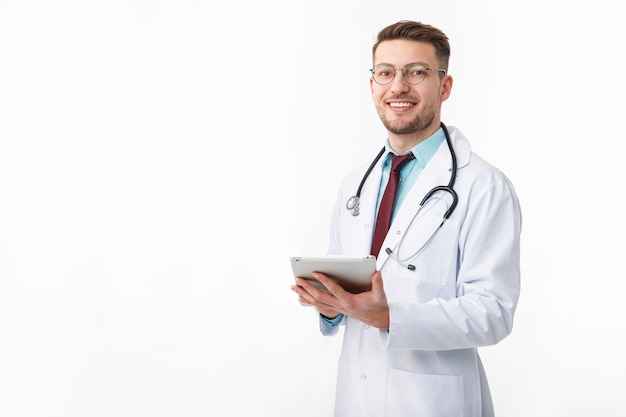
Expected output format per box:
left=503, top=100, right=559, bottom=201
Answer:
left=1, top=1, right=625, bottom=416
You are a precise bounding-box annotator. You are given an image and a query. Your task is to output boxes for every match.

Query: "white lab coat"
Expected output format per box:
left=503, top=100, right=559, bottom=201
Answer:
left=322, top=126, right=522, bottom=417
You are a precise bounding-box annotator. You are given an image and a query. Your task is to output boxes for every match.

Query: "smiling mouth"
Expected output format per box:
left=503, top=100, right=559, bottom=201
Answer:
left=388, top=101, right=415, bottom=108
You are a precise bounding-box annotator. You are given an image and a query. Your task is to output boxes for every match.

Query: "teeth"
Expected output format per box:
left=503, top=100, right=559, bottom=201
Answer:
left=389, top=102, right=413, bottom=107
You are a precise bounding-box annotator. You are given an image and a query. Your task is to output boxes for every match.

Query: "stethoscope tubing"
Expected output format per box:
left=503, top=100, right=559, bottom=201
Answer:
left=346, top=122, right=458, bottom=218
left=355, top=147, right=386, bottom=205
left=436, top=122, right=458, bottom=219
left=345, top=122, right=459, bottom=270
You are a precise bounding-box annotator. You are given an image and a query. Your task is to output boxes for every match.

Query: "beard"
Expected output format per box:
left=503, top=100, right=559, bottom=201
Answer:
left=377, top=97, right=439, bottom=135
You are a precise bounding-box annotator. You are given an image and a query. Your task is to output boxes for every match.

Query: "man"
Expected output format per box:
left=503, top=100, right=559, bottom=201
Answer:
left=291, top=20, right=521, bottom=417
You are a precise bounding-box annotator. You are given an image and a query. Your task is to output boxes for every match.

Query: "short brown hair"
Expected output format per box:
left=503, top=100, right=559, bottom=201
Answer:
left=372, top=20, right=451, bottom=72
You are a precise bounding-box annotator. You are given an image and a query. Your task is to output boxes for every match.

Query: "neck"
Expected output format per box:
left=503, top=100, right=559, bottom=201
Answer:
left=388, top=121, right=441, bottom=155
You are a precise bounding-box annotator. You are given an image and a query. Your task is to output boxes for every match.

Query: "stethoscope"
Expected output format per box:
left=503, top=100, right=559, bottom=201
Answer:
left=345, top=122, right=458, bottom=270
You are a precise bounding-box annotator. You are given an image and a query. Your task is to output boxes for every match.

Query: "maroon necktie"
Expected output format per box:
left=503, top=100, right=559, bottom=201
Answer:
left=371, top=153, right=415, bottom=258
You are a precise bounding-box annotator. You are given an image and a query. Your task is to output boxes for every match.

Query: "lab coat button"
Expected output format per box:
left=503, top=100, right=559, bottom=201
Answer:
left=361, top=374, right=367, bottom=380
left=364, top=325, right=370, bottom=329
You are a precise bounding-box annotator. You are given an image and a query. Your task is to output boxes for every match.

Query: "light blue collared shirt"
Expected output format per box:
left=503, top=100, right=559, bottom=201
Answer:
left=375, top=127, right=445, bottom=223
left=321, top=127, right=445, bottom=327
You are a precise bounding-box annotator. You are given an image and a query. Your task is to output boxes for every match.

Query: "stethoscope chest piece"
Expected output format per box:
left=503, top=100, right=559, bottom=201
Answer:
left=346, top=195, right=360, bottom=216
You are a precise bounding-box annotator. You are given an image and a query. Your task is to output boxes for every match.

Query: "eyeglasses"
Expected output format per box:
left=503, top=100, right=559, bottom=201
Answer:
left=370, top=63, right=446, bottom=85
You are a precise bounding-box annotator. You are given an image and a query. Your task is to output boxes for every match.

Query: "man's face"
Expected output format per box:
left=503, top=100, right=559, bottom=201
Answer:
left=370, top=39, right=450, bottom=137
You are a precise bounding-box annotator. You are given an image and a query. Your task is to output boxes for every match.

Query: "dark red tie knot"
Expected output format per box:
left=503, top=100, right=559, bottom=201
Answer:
left=390, top=153, right=415, bottom=172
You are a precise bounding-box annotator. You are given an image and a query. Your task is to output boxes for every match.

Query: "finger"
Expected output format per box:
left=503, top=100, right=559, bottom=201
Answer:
left=294, top=278, right=331, bottom=306
left=294, top=288, right=336, bottom=311
left=312, top=272, right=344, bottom=296
left=296, top=276, right=334, bottom=303
left=370, top=271, right=388, bottom=306
left=297, top=276, right=344, bottom=313
left=295, top=277, right=323, bottom=295
left=371, top=271, right=383, bottom=290
left=292, top=284, right=317, bottom=306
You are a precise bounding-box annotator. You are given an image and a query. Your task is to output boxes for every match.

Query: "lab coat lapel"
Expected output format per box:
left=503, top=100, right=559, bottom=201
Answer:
left=354, top=155, right=384, bottom=255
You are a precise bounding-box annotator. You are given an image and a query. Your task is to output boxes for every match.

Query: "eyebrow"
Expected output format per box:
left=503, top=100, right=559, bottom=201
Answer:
left=374, top=62, right=429, bottom=68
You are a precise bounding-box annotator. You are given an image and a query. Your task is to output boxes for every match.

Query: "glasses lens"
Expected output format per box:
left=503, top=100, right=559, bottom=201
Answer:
left=372, top=64, right=394, bottom=85
left=372, top=64, right=428, bottom=85
left=403, top=64, right=427, bottom=85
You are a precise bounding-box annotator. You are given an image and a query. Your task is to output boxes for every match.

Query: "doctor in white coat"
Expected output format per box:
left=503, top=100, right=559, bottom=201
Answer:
left=292, top=20, right=521, bottom=417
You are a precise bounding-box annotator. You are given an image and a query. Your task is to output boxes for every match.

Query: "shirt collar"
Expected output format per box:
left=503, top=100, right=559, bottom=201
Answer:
left=383, top=127, right=445, bottom=168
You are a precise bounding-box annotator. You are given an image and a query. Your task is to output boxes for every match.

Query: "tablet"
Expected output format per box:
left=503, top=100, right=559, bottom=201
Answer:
left=290, top=255, right=376, bottom=294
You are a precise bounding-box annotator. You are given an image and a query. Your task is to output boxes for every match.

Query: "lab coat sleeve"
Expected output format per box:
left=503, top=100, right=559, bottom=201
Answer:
left=383, top=170, right=522, bottom=351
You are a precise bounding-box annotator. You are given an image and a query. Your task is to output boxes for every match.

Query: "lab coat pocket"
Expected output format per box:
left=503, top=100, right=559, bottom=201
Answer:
left=393, top=215, right=459, bottom=286
left=386, top=368, right=463, bottom=417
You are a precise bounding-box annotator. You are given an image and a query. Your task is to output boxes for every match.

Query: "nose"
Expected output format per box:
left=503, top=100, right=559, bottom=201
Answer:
left=390, top=69, right=410, bottom=93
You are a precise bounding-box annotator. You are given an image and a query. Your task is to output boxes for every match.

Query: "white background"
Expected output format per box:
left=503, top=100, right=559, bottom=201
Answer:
left=1, top=1, right=625, bottom=416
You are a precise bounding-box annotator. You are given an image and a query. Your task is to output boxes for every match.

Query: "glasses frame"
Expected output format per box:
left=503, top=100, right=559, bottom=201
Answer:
left=370, top=63, right=447, bottom=86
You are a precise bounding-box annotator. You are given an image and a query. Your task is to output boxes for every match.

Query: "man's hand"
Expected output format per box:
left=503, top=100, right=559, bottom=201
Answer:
left=291, top=271, right=390, bottom=329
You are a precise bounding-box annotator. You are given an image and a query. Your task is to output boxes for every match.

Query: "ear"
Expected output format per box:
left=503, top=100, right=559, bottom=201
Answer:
left=440, top=75, right=453, bottom=102
left=370, top=77, right=375, bottom=94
